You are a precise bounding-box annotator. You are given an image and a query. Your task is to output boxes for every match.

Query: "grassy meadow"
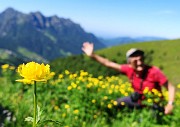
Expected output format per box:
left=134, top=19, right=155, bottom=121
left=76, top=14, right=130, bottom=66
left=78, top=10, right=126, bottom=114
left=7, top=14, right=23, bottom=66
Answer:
left=0, top=39, right=180, bottom=127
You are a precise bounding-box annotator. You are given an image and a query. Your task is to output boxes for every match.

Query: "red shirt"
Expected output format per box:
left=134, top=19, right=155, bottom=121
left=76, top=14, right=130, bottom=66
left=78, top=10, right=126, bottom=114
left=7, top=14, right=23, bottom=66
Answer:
left=120, top=64, right=168, bottom=94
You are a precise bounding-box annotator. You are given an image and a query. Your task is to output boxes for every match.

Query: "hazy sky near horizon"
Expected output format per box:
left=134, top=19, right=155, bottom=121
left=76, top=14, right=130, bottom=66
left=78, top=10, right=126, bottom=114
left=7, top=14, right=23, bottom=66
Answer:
left=1, top=0, right=180, bottom=39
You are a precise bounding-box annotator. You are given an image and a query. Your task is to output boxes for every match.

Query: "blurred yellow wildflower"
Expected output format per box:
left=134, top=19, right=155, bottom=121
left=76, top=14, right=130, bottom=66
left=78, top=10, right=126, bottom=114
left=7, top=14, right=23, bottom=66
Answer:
left=147, top=99, right=152, bottom=103
left=163, top=91, right=169, bottom=101
left=1, top=64, right=9, bottom=69
left=154, top=98, right=160, bottom=103
left=80, top=70, right=88, bottom=77
left=73, top=109, right=79, bottom=114
left=9, top=66, right=15, bottom=70
left=113, top=101, right=118, bottom=106
left=101, top=102, right=104, bottom=106
left=98, top=75, right=103, bottom=80
left=109, top=90, right=113, bottom=94
left=67, top=86, right=72, bottom=90
left=62, top=113, right=66, bottom=118
left=65, top=104, right=70, bottom=109
left=111, top=84, right=115, bottom=89
left=143, top=87, right=149, bottom=94
left=77, top=86, right=81, bottom=90
left=152, top=88, right=158, bottom=95
left=107, top=104, right=112, bottom=109
left=177, top=84, right=180, bottom=89
left=16, top=62, right=51, bottom=84
left=71, top=82, right=77, bottom=88
left=110, top=100, right=114, bottom=103
left=49, top=72, right=56, bottom=78
left=115, top=85, right=119, bottom=90
left=54, top=105, right=59, bottom=110
left=65, top=70, right=70, bottom=75
left=103, top=96, right=108, bottom=100
left=120, top=89, right=125, bottom=94
left=92, top=99, right=96, bottom=103
left=87, top=83, right=93, bottom=88
left=124, top=92, right=128, bottom=96
left=69, top=74, right=74, bottom=79
left=93, top=115, right=97, bottom=119
left=121, top=102, right=125, bottom=105
left=158, top=93, right=162, bottom=97
left=101, top=85, right=106, bottom=89
left=58, top=74, right=64, bottom=79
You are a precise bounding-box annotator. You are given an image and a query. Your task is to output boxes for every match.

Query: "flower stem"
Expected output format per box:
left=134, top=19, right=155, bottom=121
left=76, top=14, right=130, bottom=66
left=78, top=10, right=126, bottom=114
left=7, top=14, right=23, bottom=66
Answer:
left=33, top=81, right=37, bottom=127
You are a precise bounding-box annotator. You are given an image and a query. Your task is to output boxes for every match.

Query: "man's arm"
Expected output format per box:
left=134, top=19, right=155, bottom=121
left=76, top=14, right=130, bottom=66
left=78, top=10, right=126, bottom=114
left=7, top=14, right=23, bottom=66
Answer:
left=82, top=42, right=121, bottom=71
left=164, top=81, right=175, bottom=115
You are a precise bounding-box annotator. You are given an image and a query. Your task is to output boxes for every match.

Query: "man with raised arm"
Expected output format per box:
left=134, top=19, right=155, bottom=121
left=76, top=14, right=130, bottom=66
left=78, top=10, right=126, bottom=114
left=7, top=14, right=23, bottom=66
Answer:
left=82, top=42, right=175, bottom=115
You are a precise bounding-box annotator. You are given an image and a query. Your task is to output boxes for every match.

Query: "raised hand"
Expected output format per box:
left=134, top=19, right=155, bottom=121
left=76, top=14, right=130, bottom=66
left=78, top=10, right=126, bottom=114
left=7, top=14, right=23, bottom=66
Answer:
left=82, top=42, right=94, bottom=57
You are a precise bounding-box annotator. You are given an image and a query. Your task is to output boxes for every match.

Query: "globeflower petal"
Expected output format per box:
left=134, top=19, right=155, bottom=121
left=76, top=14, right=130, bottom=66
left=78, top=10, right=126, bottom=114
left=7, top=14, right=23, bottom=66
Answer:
left=16, top=79, right=34, bottom=84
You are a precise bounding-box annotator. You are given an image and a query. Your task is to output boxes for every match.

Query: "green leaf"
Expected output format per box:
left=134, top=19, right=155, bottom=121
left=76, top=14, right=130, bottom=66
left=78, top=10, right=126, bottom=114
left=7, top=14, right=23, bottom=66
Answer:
left=25, top=117, right=34, bottom=122
left=37, top=105, right=43, bottom=123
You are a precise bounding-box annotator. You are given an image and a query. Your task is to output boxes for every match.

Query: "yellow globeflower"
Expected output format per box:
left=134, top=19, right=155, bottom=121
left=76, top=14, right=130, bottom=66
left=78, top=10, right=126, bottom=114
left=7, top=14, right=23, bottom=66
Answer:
left=121, top=102, right=125, bottom=105
left=58, top=74, right=64, bottom=79
left=67, top=86, right=72, bottom=90
left=158, top=93, right=162, bottom=97
left=65, top=104, right=70, bottom=109
left=54, top=105, right=59, bottom=110
left=62, top=113, right=66, bottom=118
left=113, top=101, right=118, bottom=106
left=124, top=92, right=128, bottom=96
left=152, top=88, right=158, bottom=95
left=107, top=104, right=112, bottom=109
left=177, top=84, right=180, bottom=89
left=147, top=99, right=152, bottom=103
left=71, top=82, right=77, bottom=88
left=143, top=87, right=149, bottom=94
left=65, top=70, right=70, bottom=75
left=101, top=102, right=104, bottom=106
left=16, top=62, right=51, bottom=84
left=1, top=64, right=9, bottom=69
left=73, top=109, right=79, bottom=114
left=103, top=96, right=108, bottom=100
left=98, top=75, right=103, bottom=80
left=9, top=66, right=15, bottom=70
left=109, top=90, right=113, bottom=94
left=49, top=72, right=56, bottom=77
left=92, top=99, right=96, bottom=103
left=93, top=115, right=97, bottom=119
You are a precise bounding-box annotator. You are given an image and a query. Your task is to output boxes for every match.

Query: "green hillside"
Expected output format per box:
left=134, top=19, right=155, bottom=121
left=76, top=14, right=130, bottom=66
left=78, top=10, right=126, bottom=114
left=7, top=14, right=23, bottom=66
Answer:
left=0, top=48, right=26, bottom=66
left=50, top=39, right=180, bottom=85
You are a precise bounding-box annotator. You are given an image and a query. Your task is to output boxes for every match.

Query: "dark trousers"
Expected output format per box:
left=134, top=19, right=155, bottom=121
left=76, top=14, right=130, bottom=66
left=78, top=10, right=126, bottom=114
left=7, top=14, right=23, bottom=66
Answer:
left=116, top=96, right=142, bottom=109
left=116, top=96, right=165, bottom=124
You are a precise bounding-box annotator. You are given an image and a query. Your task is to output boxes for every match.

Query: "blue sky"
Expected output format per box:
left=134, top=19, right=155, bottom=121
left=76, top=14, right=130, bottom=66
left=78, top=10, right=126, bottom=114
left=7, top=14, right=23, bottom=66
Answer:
left=0, top=0, right=180, bottom=39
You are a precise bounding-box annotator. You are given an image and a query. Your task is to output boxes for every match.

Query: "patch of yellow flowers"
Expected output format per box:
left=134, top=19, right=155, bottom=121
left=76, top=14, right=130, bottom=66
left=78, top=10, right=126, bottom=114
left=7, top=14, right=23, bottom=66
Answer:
left=142, top=87, right=167, bottom=106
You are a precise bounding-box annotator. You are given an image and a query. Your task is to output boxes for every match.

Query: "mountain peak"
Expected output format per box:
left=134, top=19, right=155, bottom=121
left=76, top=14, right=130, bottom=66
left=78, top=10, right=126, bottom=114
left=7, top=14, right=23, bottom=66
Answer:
left=29, top=11, right=46, bottom=29
left=30, top=11, right=44, bottom=18
left=3, top=7, right=16, bottom=12
left=2, top=7, right=20, bottom=16
left=0, top=7, right=24, bottom=21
